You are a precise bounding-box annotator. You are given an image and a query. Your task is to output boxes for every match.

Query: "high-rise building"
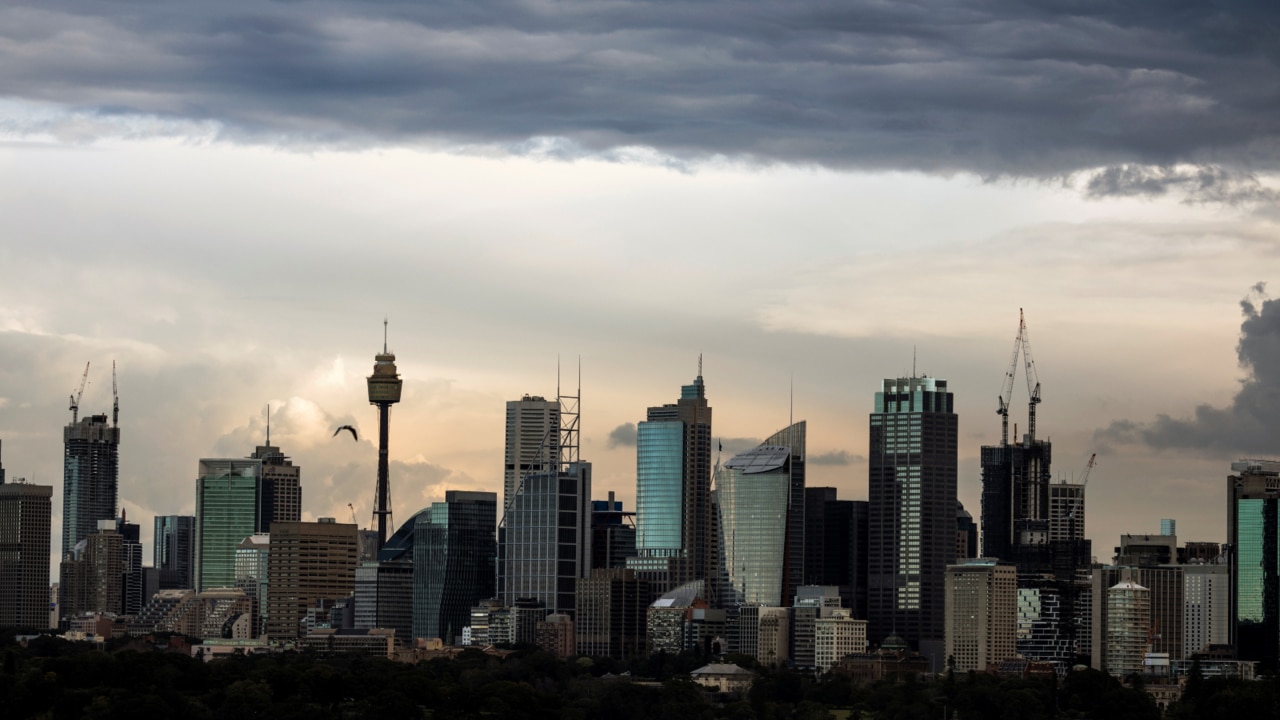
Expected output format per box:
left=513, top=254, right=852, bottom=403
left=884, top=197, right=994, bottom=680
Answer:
left=1049, top=483, right=1085, bottom=543
left=118, top=513, right=144, bottom=615
left=1105, top=580, right=1150, bottom=677
left=504, top=395, right=559, bottom=511
left=234, top=534, right=270, bottom=636
left=355, top=509, right=423, bottom=643
left=497, top=462, right=591, bottom=615
left=0, top=456, right=53, bottom=629
left=154, top=515, right=196, bottom=589
left=945, top=559, right=1017, bottom=672
left=956, top=502, right=978, bottom=560
left=814, top=609, right=868, bottom=673
left=714, top=430, right=805, bottom=608
left=60, top=519, right=123, bottom=619
left=590, top=493, right=636, bottom=570
left=980, top=439, right=1052, bottom=569
left=62, top=413, right=119, bottom=559
left=803, top=488, right=869, bottom=618
left=265, top=519, right=358, bottom=640
left=1229, top=459, right=1280, bottom=666
left=413, top=491, right=497, bottom=644
left=194, top=458, right=263, bottom=592
left=791, top=585, right=843, bottom=670
left=867, top=376, right=957, bottom=671
left=1184, top=563, right=1230, bottom=657
left=628, top=371, right=712, bottom=595
left=576, top=568, right=652, bottom=658
left=251, top=443, right=301, bottom=526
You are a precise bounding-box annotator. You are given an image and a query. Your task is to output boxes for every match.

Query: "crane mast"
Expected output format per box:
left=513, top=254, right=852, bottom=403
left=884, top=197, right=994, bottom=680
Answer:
left=1020, top=309, right=1042, bottom=443
left=112, top=361, right=119, bottom=428
left=997, top=325, right=1021, bottom=446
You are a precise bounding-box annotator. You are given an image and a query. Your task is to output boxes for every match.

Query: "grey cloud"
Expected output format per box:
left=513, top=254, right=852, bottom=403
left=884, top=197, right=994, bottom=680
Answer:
left=1084, top=165, right=1280, bottom=204
left=720, top=437, right=762, bottom=456
left=809, top=450, right=864, bottom=466
left=1094, top=283, right=1280, bottom=455
left=607, top=422, right=637, bottom=448
left=1, top=2, right=1279, bottom=178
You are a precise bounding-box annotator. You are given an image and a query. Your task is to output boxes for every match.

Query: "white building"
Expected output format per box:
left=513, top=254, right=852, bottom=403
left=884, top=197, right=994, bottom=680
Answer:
left=1183, top=563, right=1229, bottom=657
left=945, top=559, right=1017, bottom=672
left=814, top=609, right=868, bottom=673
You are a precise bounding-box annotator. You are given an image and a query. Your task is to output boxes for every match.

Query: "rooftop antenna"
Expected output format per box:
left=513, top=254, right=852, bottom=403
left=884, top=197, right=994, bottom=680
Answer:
left=913, top=346, right=917, bottom=377
left=698, top=352, right=703, bottom=378
left=383, top=316, right=389, bottom=354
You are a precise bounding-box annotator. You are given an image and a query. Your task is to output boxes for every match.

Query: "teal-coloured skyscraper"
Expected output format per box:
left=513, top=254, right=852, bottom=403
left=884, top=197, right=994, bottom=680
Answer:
left=414, top=490, right=497, bottom=643
left=62, top=413, right=119, bottom=559
left=1229, top=459, right=1280, bottom=667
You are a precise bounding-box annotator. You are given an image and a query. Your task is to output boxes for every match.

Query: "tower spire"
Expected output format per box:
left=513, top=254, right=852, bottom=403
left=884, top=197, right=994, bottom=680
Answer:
left=383, top=316, right=388, bottom=354
left=266, top=404, right=271, bottom=446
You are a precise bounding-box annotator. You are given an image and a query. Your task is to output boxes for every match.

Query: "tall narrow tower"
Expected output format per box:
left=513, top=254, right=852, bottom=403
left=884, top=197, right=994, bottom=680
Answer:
left=367, top=321, right=403, bottom=550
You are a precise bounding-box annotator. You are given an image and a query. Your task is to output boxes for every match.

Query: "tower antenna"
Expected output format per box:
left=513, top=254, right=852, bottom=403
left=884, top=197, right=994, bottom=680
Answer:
left=383, top=316, right=388, bottom=354
left=266, top=404, right=271, bottom=446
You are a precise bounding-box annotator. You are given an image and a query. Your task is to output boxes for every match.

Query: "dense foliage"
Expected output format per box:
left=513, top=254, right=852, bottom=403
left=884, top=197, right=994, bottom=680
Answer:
left=0, top=633, right=1274, bottom=720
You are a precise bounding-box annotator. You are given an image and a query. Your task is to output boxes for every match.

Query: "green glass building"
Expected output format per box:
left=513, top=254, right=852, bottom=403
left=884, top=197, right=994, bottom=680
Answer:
left=194, top=459, right=262, bottom=592
left=1229, top=459, right=1280, bottom=667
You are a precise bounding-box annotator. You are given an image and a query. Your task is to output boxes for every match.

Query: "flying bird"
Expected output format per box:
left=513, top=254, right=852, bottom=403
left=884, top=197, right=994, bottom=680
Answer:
left=333, top=425, right=358, bottom=441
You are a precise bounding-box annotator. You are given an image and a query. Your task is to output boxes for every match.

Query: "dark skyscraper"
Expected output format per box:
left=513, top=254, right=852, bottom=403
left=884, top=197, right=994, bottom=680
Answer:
left=629, top=368, right=712, bottom=594
left=1229, top=459, right=1280, bottom=667
left=62, top=413, right=119, bottom=559
left=0, top=440, right=53, bottom=630
left=154, top=515, right=196, bottom=589
left=804, top=487, right=869, bottom=618
left=367, top=323, right=403, bottom=550
left=868, top=376, right=957, bottom=670
left=414, top=491, right=497, bottom=643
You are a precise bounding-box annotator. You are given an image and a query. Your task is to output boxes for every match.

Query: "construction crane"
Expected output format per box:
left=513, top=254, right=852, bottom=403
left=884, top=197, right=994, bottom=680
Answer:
left=348, top=503, right=359, bottom=527
left=69, top=362, right=90, bottom=424
left=997, top=321, right=1022, bottom=446
left=1020, top=309, right=1042, bottom=443
left=112, top=361, right=119, bottom=428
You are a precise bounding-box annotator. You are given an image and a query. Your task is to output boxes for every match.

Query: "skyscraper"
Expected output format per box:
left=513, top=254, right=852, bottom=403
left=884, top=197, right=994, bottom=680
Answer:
left=1228, top=459, right=1280, bottom=666
left=265, top=519, right=358, bottom=640
left=945, top=559, right=1017, bottom=672
left=804, top=487, right=869, bottom=618
left=868, top=376, right=957, bottom=670
left=62, top=413, right=119, bottom=559
left=252, top=442, right=301, bottom=525
left=629, top=370, right=712, bottom=594
left=504, top=395, right=559, bottom=511
left=154, top=515, right=196, bottom=589
left=413, top=490, right=497, bottom=644
left=498, top=462, right=591, bottom=615
left=194, top=458, right=263, bottom=592
left=0, top=446, right=53, bottom=629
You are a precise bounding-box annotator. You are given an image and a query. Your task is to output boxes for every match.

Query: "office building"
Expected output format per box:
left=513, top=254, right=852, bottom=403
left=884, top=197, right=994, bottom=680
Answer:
left=804, top=488, right=869, bottom=618
left=265, top=519, right=358, bottom=640
left=868, top=376, right=957, bottom=670
left=498, top=462, right=590, bottom=615
left=0, top=459, right=53, bottom=629
left=194, top=458, right=263, bottom=591
left=714, top=442, right=794, bottom=607
left=504, top=395, right=560, bottom=511
left=980, top=438, right=1052, bottom=570
left=118, top=513, right=144, bottom=615
left=235, top=534, right=270, bottom=636
left=62, top=413, right=120, bottom=559
left=814, top=610, right=868, bottom=674
left=956, top=502, right=978, bottom=560
left=576, top=568, right=651, bottom=658
left=1184, top=563, right=1229, bottom=657
left=738, top=605, right=789, bottom=666
left=60, top=519, right=123, bottom=620
left=945, top=559, right=1017, bottom=672
left=590, top=492, right=636, bottom=570
left=536, top=613, right=576, bottom=657
left=791, top=585, right=843, bottom=670
left=413, top=491, right=497, bottom=644
left=251, top=443, right=301, bottom=526
left=629, top=371, right=712, bottom=595
left=354, top=509, right=423, bottom=642
left=154, top=515, right=196, bottom=589
left=1229, top=459, right=1280, bottom=666
left=1016, top=574, right=1076, bottom=668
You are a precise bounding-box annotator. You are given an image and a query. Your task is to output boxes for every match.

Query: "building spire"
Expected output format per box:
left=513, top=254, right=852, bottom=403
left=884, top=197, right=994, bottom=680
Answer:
left=383, top=316, right=389, bottom=354
left=266, top=404, right=271, bottom=446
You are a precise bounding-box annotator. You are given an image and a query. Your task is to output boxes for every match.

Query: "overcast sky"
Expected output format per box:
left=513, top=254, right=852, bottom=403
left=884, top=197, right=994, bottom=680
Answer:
left=1, top=1, right=1278, bottom=570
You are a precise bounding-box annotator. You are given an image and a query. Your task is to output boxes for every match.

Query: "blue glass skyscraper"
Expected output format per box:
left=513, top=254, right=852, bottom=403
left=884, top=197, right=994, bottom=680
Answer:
left=415, top=490, right=497, bottom=644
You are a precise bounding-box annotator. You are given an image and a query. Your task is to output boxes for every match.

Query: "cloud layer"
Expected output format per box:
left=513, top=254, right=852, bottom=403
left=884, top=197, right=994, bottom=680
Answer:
left=1096, top=283, right=1280, bottom=455
left=3, top=1, right=1279, bottom=178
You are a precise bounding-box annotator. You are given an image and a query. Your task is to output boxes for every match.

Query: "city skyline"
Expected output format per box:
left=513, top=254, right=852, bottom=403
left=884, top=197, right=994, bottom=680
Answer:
left=1, top=3, right=1278, bottom=583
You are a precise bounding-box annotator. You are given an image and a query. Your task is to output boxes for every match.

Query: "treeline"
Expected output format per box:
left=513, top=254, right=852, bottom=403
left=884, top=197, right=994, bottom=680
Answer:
left=0, top=634, right=1275, bottom=720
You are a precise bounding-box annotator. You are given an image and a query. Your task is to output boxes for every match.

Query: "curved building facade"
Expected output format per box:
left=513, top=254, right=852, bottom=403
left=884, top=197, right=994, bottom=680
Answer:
left=715, top=445, right=791, bottom=607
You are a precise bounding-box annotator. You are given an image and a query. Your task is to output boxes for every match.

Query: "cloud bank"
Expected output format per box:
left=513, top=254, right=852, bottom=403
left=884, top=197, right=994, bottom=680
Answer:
left=2, top=1, right=1279, bottom=181
left=1096, top=283, right=1280, bottom=455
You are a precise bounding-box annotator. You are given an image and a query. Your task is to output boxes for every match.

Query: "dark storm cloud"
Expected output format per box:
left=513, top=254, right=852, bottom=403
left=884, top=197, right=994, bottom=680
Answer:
left=1084, top=165, right=1280, bottom=205
left=3, top=1, right=1279, bottom=178
left=607, top=422, right=637, bottom=448
left=1095, top=283, right=1280, bottom=455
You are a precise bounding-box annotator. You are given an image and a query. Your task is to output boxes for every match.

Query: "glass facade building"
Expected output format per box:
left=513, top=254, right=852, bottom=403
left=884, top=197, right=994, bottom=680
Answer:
left=62, top=414, right=119, bottom=559
left=630, top=373, right=713, bottom=594
left=868, top=376, right=957, bottom=672
left=1229, top=460, right=1280, bottom=666
left=714, top=445, right=792, bottom=607
left=414, top=491, right=497, bottom=643
left=154, top=515, right=196, bottom=590
left=194, top=459, right=262, bottom=592
left=498, top=464, right=590, bottom=615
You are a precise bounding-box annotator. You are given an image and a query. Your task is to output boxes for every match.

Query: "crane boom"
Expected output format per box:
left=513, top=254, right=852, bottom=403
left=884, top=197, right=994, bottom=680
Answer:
left=1020, top=309, right=1042, bottom=443
left=69, top=362, right=90, bottom=424
left=997, top=322, right=1022, bottom=446
left=112, top=361, right=119, bottom=428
